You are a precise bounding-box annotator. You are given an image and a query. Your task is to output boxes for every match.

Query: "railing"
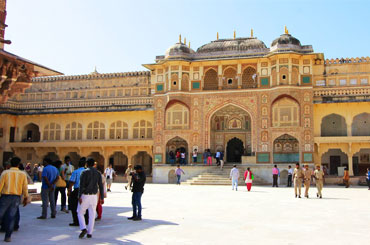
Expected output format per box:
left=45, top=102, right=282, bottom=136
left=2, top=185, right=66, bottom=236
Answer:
left=313, top=87, right=370, bottom=97
left=325, top=57, right=370, bottom=65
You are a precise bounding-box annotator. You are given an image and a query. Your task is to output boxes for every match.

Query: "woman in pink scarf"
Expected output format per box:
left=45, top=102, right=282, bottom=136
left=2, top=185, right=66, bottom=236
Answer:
left=244, top=167, right=253, bottom=191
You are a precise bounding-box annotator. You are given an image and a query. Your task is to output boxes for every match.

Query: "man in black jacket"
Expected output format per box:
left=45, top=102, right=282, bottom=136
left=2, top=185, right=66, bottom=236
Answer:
left=77, top=158, right=104, bottom=239
left=128, top=165, right=146, bottom=221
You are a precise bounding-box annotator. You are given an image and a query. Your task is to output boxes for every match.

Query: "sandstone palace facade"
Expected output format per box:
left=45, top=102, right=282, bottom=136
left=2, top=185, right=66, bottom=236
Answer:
left=1, top=28, right=370, bottom=181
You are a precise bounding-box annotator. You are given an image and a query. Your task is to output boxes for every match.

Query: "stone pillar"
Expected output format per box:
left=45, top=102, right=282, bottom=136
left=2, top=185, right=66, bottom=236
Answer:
left=346, top=116, right=353, bottom=136
left=348, top=153, right=354, bottom=176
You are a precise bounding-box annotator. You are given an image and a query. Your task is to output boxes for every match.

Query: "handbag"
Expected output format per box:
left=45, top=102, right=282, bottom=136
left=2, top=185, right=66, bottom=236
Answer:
left=251, top=174, right=254, bottom=180
left=55, top=176, right=66, bottom=188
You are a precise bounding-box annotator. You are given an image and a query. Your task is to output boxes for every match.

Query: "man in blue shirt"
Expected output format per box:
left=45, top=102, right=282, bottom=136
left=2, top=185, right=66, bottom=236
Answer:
left=68, top=157, right=88, bottom=226
left=37, top=158, right=59, bottom=219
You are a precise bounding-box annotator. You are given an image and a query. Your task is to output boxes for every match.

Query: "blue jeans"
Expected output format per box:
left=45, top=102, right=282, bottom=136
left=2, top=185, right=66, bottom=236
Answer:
left=0, top=195, right=21, bottom=239
left=176, top=175, right=181, bottom=184
left=33, top=174, right=38, bottom=182
left=41, top=188, right=56, bottom=217
left=232, top=179, right=238, bottom=190
left=132, top=192, right=143, bottom=218
left=193, top=157, right=197, bottom=163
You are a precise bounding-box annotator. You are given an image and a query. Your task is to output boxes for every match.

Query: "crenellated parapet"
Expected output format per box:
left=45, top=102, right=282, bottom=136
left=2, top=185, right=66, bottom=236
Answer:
left=325, top=57, right=370, bottom=65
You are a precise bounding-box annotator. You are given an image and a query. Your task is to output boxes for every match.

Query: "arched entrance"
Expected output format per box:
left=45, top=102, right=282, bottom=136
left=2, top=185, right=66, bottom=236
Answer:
left=166, top=137, right=188, bottom=164
left=210, top=105, right=252, bottom=158
left=88, top=152, right=105, bottom=173
left=66, top=152, right=81, bottom=168
left=273, top=134, right=299, bottom=163
left=131, top=152, right=152, bottom=175
left=43, top=152, right=59, bottom=162
left=321, top=149, right=348, bottom=175
left=226, top=137, right=243, bottom=163
left=22, top=123, right=40, bottom=142
left=109, top=152, right=128, bottom=175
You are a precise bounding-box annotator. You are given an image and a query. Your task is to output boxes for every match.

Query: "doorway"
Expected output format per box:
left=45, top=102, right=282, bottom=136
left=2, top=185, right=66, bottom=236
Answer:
left=226, top=137, right=243, bottom=163
left=329, top=156, right=341, bottom=175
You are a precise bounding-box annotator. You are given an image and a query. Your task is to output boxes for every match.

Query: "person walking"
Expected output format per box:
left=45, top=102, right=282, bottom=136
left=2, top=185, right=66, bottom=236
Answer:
left=54, top=160, right=68, bottom=213
left=343, top=167, right=350, bottom=188
left=287, top=165, right=293, bottom=187
left=176, top=150, right=181, bottom=164
left=77, top=158, right=104, bottom=239
left=169, top=151, right=175, bottom=165
left=94, top=162, right=106, bottom=221
left=180, top=151, right=186, bottom=165
left=244, top=167, right=253, bottom=191
left=128, top=165, right=146, bottom=221
left=32, top=164, right=39, bottom=182
left=207, top=149, right=212, bottom=166
left=37, top=158, right=59, bottom=219
left=68, top=157, right=88, bottom=227
left=230, top=165, right=240, bottom=191
left=125, top=164, right=134, bottom=190
left=104, top=164, right=116, bottom=192
left=215, top=150, right=221, bottom=166
left=203, top=150, right=208, bottom=165
left=272, top=165, right=280, bottom=187
left=293, top=163, right=304, bottom=198
left=366, top=168, right=370, bottom=190
left=0, top=157, right=29, bottom=242
left=175, top=165, right=185, bottom=185
left=192, top=149, right=198, bottom=164
left=303, top=164, right=312, bottom=198
left=220, top=151, right=225, bottom=170
left=314, top=165, right=325, bottom=198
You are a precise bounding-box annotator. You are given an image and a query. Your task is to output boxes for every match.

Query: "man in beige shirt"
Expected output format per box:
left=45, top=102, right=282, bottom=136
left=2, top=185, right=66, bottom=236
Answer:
left=314, top=165, right=325, bottom=198
left=303, top=164, right=312, bottom=198
left=293, top=163, right=304, bottom=198
left=125, top=164, right=134, bottom=190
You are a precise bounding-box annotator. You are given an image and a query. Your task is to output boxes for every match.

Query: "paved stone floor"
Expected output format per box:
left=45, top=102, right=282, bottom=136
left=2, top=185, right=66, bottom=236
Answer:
left=5, top=183, right=370, bottom=244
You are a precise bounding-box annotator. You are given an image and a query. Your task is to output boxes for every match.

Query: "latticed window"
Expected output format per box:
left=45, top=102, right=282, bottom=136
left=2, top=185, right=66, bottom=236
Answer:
left=43, top=123, right=61, bottom=141
left=204, top=69, right=218, bottom=90
left=65, top=122, right=82, bottom=140
left=242, top=67, right=257, bottom=88
left=166, top=104, right=189, bottom=130
left=87, top=121, right=105, bottom=140
left=133, top=120, right=152, bottom=139
left=272, top=97, right=299, bottom=127
left=109, top=121, right=128, bottom=139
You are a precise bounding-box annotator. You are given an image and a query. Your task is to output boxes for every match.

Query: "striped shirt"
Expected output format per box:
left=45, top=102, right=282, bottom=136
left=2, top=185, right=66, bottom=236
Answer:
left=0, top=167, right=29, bottom=198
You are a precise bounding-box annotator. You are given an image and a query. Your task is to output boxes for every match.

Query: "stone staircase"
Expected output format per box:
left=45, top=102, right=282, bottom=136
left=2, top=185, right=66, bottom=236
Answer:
left=183, top=165, right=269, bottom=185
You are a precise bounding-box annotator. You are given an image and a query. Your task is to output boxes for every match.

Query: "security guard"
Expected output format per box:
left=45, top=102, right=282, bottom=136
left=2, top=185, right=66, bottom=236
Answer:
left=303, top=164, right=312, bottom=198
left=314, top=165, right=325, bottom=198
left=293, top=163, right=304, bottom=198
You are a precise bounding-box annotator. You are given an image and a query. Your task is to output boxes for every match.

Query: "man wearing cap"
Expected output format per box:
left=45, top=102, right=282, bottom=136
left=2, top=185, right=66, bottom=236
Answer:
left=314, top=165, right=325, bottom=198
left=128, top=165, right=146, bottom=221
left=293, top=163, right=304, bottom=198
left=303, top=164, right=312, bottom=198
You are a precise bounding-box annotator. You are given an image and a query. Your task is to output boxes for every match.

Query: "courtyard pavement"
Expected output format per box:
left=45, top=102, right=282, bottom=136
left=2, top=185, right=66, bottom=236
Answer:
left=5, top=183, right=370, bottom=244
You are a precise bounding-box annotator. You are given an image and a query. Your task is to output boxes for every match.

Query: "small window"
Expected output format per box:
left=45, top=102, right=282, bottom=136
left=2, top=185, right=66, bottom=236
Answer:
left=350, top=79, right=357, bottom=85
left=339, top=79, right=347, bottom=86
left=173, top=81, right=177, bottom=86
left=228, top=79, right=233, bottom=85
left=361, top=78, right=368, bottom=85
left=282, top=75, right=287, bottom=80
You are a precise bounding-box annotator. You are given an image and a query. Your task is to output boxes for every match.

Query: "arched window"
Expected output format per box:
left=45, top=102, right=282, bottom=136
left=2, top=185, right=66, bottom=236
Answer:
left=279, top=67, right=289, bottom=85
left=272, top=97, right=299, bottom=127
left=321, top=114, right=347, bottom=136
left=87, top=121, right=105, bottom=140
left=181, top=73, right=189, bottom=91
left=43, top=123, right=61, bottom=141
left=109, top=121, right=128, bottom=139
left=223, top=67, right=237, bottom=89
left=65, top=122, right=82, bottom=140
left=242, top=67, right=257, bottom=88
left=352, top=113, right=370, bottom=136
left=204, top=69, right=218, bottom=90
left=166, top=103, right=189, bottom=129
left=133, top=120, right=152, bottom=139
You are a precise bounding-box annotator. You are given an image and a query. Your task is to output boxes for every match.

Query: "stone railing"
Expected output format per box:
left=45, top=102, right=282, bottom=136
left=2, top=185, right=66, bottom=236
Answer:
left=325, top=57, right=370, bottom=65
left=313, top=87, right=370, bottom=97
left=0, top=97, right=153, bottom=110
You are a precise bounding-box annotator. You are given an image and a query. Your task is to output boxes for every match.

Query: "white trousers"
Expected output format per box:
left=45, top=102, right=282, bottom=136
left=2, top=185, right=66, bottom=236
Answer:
left=77, top=194, right=97, bottom=234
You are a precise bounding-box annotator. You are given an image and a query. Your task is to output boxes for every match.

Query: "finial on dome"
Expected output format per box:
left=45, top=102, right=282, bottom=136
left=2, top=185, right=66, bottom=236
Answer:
left=217, top=32, right=219, bottom=40
left=251, top=28, right=253, bottom=37
left=184, top=37, right=186, bottom=45
left=284, top=26, right=289, bottom=34
left=179, top=34, right=182, bottom=43
left=234, top=30, right=236, bottom=39
left=188, top=42, right=190, bottom=48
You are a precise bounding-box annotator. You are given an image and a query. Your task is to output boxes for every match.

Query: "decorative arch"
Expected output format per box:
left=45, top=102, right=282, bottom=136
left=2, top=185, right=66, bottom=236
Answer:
left=132, top=151, right=152, bottom=175
left=166, top=136, right=188, bottom=164
left=223, top=67, right=237, bottom=89
left=133, top=120, right=152, bottom=139
left=242, top=66, right=257, bottom=88
left=291, top=67, right=299, bottom=84
left=321, top=114, right=347, bottom=136
left=203, top=68, right=218, bottom=90
left=22, top=123, right=40, bottom=142
left=271, top=67, right=277, bottom=86
left=165, top=103, right=189, bottom=130
left=279, top=67, right=289, bottom=85
left=170, top=73, right=179, bottom=91
left=87, top=121, right=105, bottom=140
left=181, top=73, right=189, bottom=91
left=352, top=113, right=370, bottom=136
left=109, top=121, right=128, bottom=139
left=43, top=122, right=61, bottom=141
left=273, top=134, right=299, bottom=163
left=65, top=122, right=82, bottom=140
left=271, top=96, right=299, bottom=127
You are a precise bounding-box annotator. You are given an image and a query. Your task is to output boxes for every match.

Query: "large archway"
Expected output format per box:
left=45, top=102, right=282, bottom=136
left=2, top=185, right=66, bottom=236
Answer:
left=166, top=137, right=188, bottom=164
left=226, top=137, right=244, bottom=163
left=321, top=114, right=347, bottom=136
left=22, top=123, right=40, bottom=142
left=43, top=152, right=59, bottom=162
left=273, top=134, right=299, bottom=163
left=131, top=152, right=152, bottom=175
left=352, top=148, right=370, bottom=176
left=321, top=149, right=348, bottom=175
left=88, top=152, right=105, bottom=173
left=210, top=105, right=252, bottom=158
left=352, top=113, right=370, bottom=136
left=109, top=152, right=128, bottom=175
left=66, top=152, right=81, bottom=168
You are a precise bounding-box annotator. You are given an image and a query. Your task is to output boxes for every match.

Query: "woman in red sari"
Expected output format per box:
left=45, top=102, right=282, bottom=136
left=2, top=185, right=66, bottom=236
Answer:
left=244, top=167, right=253, bottom=191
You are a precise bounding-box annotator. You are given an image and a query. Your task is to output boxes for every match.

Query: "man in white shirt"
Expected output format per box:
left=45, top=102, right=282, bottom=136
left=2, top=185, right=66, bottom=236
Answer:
left=215, top=150, right=221, bottom=166
left=287, top=165, right=293, bottom=187
left=104, top=164, right=116, bottom=192
left=229, top=165, right=240, bottom=191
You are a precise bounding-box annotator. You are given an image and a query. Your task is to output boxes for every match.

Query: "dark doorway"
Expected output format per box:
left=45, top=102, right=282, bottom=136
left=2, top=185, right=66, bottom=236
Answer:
left=329, top=156, right=341, bottom=175
left=353, top=156, right=359, bottom=176
left=226, top=138, right=243, bottom=163
left=9, top=127, right=15, bottom=142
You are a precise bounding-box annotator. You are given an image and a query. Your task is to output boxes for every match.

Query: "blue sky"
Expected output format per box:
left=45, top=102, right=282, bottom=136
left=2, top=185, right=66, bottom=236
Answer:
left=5, top=0, right=370, bottom=75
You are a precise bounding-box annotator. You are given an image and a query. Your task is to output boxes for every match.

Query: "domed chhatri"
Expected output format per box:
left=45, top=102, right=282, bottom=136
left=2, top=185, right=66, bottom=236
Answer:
left=270, top=26, right=313, bottom=53
left=165, top=35, right=195, bottom=59
left=197, top=37, right=267, bottom=53
left=271, top=33, right=301, bottom=47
